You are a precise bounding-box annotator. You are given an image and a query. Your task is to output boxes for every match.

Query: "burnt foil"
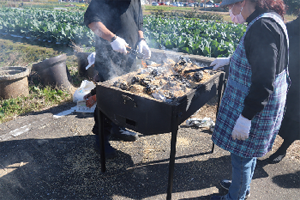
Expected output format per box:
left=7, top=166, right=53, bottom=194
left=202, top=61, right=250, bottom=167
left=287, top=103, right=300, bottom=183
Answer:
left=96, top=72, right=224, bottom=135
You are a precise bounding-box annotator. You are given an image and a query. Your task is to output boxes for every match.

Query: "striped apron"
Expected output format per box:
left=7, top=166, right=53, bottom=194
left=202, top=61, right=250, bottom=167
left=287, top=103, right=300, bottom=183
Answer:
left=212, top=13, right=290, bottom=158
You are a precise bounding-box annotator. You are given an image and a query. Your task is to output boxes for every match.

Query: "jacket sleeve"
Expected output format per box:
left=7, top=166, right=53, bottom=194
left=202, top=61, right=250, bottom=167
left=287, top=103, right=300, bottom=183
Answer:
left=242, top=19, right=282, bottom=120
left=84, top=0, right=107, bottom=27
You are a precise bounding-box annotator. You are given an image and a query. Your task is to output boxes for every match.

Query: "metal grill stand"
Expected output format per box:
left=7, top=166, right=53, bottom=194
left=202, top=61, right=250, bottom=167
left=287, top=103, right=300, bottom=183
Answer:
left=97, top=72, right=225, bottom=200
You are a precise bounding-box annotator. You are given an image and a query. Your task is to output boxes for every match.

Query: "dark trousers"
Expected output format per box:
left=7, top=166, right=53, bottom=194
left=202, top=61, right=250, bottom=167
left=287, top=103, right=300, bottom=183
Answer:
left=277, top=116, right=299, bottom=153
left=92, top=106, right=112, bottom=137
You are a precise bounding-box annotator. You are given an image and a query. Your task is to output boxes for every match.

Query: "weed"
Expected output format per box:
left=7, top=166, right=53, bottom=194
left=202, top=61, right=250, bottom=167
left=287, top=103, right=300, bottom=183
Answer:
left=0, top=39, right=61, bottom=67
left=0, top=86, right=71, bottom=123
left=150, top=10, right=223, bottom=21
left=0, top=38, right=77, bottom=123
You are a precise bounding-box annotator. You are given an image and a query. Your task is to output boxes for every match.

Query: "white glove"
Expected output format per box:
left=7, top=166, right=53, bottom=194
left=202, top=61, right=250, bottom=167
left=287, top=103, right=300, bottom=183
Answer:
left=232, top=115, right=251, bottom=140
left=210, top=57, right=230, bottom=71
left=138, top=40, right=151, bottom=59
left=110, top=36, right=128, bottom=54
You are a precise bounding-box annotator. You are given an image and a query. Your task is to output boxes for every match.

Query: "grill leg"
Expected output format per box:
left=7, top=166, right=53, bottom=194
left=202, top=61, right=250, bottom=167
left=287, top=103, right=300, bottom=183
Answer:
left=212, top=72, right=226, bottom=153
left=166, top=111, right=179, bottom=200
left=98, top=109, right=106, bottom=173
left=211, top=142, right=215, bottom=153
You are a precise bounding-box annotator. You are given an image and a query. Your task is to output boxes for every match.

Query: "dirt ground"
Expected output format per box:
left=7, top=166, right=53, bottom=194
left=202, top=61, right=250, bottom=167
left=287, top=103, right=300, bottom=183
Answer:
left=0, top=97, right=299, bottom=200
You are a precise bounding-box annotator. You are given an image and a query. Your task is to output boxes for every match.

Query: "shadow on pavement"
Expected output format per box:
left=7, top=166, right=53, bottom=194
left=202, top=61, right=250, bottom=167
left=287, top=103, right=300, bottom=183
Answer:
left=0, top=133, right=273, bottom=200
left=272, top=170, right=300, bottom=189
left=0, top=135, right=133, bottom=199
left=178, top=195, right=212, bottom=200
left=20, top=101, right=94, bottom=120
left=19, top=102, right=77, bottom=117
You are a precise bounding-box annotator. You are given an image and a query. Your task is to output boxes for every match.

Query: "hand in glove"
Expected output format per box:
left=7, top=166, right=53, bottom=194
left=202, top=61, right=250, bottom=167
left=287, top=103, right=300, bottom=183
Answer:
left=210, top=57, right=230, bottom=71
left=86, top=95, right=97, bottom=108
left=110, top=36, right=128, bottom=54
left=138, top=39, right=151, bottom=59
left=232, top=115, right=251, bottom=140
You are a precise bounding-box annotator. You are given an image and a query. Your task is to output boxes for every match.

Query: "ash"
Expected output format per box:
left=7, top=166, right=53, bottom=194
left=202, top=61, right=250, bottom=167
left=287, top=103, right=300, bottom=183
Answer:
left=110, top=57, right=215, bottom=102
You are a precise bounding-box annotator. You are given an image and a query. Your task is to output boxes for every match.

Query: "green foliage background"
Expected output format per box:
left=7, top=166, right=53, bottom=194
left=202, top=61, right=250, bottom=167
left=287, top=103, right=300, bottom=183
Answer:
left=284, top=0, right=300, bottom=15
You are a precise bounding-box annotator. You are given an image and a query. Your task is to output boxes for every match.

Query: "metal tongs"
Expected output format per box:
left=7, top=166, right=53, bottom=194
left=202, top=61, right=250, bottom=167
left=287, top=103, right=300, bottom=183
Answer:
left=183, top=66, right=213, bottom=74
left=126, top=46, right=145, bottom=59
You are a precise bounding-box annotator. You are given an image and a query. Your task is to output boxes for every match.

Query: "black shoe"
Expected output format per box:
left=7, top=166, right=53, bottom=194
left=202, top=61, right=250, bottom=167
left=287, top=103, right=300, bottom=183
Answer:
left=267, top=152, right=286, bottom=164
left=220, top=179, right=250, bottom=199
left=110, top=125, right=138, bottom=141
left=220, top=179, right=232, bottom=190
left=94, top=135, right=117, bottom=159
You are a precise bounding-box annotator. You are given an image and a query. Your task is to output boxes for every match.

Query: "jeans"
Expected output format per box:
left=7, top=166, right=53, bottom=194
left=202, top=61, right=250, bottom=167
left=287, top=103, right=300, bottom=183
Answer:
left=225, top=153, right=257, bottom=200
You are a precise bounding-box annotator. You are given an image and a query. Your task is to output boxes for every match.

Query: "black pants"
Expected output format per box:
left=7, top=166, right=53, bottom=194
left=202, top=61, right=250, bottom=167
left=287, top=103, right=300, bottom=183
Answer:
left=95, top=43, right=136, bottom=82
left=92, top=45, right=136, bottom=136
left=277, top=116, right=300, bottom=153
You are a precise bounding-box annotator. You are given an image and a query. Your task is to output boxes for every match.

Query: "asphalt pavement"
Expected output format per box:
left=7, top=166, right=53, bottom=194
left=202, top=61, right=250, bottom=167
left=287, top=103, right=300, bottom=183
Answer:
left=0, top=102, right=299, bottom=200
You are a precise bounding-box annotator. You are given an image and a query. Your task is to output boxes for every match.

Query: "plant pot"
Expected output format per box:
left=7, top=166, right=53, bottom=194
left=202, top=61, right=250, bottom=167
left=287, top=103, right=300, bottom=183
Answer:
left=32, top=54, right=72, bottom=90
left=75, top=52, right=95, bottom=80
left=0, top=66, right=30, bottom=99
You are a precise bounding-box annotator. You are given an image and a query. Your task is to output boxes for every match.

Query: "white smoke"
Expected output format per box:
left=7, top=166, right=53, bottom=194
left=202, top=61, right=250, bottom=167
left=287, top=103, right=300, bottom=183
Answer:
left=141, top=0, right=149, bottom=5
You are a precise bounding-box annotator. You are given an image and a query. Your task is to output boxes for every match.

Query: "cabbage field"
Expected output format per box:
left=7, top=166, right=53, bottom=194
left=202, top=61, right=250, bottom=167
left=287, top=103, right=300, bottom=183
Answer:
left=0, top=8, right=94, bottom=46
left=0, top=8, right=246, bottom=57
left=144, top=16, right=246, bottom=57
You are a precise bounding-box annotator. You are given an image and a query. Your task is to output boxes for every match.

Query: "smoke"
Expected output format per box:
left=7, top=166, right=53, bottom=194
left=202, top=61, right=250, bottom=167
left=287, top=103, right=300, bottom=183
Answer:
left=107, top=59, right=128, bottom=80
left=141, top=0, right=148, bottom=5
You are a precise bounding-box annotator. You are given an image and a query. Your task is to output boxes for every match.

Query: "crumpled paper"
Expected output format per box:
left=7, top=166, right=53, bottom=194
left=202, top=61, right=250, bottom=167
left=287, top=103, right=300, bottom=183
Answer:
left=152, top=91, right=166, bottom=101
left=186, top=117, right=215, bottom=129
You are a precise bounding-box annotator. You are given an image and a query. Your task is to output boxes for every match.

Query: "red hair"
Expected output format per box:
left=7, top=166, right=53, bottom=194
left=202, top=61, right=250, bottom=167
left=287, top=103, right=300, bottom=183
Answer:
left=251, top=0, right=286, bottom=18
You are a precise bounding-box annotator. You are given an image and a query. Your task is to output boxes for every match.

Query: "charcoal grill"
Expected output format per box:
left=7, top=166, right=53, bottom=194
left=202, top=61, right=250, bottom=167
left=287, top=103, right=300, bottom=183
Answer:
left=96, top=71, right=225, bottom=200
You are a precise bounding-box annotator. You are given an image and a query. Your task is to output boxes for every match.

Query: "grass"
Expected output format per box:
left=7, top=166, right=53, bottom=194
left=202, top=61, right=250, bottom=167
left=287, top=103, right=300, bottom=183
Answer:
left=144, top=5, right=297, bottom=22
left=0, top=39, right=85, bottom=123
left=0, top=39, right=81, bottom=84
left=144, top=5, right=194, bottom=12
left=283, top=14, right=298, bottom=22
left=0, top=86, right=71, bottom=123
left=222, top=13, right=297, bottom=22
left=0, top=39, right=61, bottom=67
left=1, top=1, right=88, bottom=11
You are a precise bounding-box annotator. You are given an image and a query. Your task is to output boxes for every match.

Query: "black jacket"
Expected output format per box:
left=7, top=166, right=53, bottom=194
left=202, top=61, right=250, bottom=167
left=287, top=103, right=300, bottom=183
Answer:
left=84, top=0, right=143, bottom=48
left=241, top=9, right=289, bottom=120
left=84, top=0, right=144, bottom=82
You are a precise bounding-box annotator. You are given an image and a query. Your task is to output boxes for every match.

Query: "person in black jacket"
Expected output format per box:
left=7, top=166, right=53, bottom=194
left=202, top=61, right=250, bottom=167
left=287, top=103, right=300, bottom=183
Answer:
left=83, top=0, right=151, bottom=158
left=209, top=0, right=289, bottom=199
left=267, top=15, right=300, bottom=164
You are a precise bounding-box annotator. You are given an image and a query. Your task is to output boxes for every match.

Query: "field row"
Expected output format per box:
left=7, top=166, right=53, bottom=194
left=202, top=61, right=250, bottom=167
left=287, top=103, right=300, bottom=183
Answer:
left=0, top=8, right=246, bottom=57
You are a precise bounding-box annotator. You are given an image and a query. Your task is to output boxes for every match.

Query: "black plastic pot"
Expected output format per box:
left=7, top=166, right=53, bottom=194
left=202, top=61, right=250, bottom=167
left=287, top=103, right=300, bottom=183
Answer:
left=32, top=54, right=72, bottom=89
